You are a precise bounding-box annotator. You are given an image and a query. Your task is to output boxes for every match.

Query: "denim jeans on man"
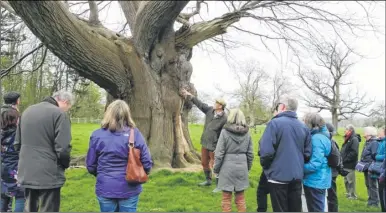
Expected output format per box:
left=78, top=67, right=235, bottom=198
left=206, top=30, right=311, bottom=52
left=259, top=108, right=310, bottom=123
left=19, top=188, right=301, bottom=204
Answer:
left=0, top=196, right=25, bottom=212
left=304, top=186, right=326, bottom=212
left=97, top=195, right=139, bottom=212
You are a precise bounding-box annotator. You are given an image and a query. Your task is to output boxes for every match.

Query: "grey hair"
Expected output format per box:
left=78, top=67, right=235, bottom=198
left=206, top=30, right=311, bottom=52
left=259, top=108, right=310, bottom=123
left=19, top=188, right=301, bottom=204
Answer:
left=227, top=108, right=247, bottom=126
left=363, top=126, right=378, bottom=137
left=345, top=124, right=355, bottom=131
left=303, top=113, right=326, bottom=129
left=279, top=96, right=298, bottom=111
left=52, top=91, right=75, bottom=105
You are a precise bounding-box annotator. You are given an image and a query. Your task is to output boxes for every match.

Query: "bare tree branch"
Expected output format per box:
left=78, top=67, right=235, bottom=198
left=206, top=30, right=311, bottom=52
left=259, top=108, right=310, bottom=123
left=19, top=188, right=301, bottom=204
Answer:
left=9, top=47, right=49, bottom=76
left=0, top=0, right=15, bottom=15
left=177, top=0, right=204, bottom=26
left=118, top=1, right=140, bottom=32
left=175, top=11, right=243, bottom=48
left=0, top=43, right=44, bottom=78
left=133, top=1, right=189, bottom=57
left=88, top=0, right=100, bottom=25
left=297, top=41, right=373, bottom=127
left=8, top=1, right=132, bottom=97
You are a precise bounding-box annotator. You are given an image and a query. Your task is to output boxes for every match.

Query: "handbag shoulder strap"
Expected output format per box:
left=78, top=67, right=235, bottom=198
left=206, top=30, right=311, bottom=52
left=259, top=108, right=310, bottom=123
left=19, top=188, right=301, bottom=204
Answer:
left=129, top=128, right=135, bottom=148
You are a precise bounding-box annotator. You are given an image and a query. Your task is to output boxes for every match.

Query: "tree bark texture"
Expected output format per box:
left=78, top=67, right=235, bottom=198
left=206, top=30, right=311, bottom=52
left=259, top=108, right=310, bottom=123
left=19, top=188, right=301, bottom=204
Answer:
left=9, top=1, right=204, bottom=168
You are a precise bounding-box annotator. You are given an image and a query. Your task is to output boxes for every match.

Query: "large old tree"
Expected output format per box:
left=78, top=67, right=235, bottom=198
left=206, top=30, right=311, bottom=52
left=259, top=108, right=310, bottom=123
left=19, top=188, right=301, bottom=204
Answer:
left=4, top=1, right=379, bottom=167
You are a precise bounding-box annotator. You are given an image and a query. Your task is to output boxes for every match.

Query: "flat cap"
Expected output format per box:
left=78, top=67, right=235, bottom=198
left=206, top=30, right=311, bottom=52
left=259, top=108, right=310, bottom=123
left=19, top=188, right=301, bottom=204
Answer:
left=215, top=98, right=226, bottom=107
left=3, top=91, right=20, bottom=105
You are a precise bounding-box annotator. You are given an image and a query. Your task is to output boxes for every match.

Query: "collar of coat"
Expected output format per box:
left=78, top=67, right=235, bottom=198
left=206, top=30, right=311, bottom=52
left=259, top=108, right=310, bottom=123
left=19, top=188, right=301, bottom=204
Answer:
left=224, top=124, right=249, bottom=135
left=42, top=96, right=59, bottom=107
left=213, top=110, right=225, bottom=118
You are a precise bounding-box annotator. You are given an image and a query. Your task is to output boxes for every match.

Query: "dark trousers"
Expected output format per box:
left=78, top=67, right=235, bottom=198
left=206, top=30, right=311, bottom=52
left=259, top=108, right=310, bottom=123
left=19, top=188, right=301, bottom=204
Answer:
left=384, top=187, right=386, bottom=212
left=378, top=179, right=385, bottom=212
left=327, top=177, right=338, bottom=212
left=268, top=180, right=302, bottom=212
left=24, top=188, right=61, bottom=212
left=364, top=172, right=379, bottom=206
left=304, top=185, right=326, bottom=212
left=256, top=172, right=268, bottom=212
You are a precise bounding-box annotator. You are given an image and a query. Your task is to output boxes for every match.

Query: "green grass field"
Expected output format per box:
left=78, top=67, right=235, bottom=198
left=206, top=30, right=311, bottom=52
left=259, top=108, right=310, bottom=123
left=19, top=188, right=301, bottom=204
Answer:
left=62, top=123, right=380, bottom=212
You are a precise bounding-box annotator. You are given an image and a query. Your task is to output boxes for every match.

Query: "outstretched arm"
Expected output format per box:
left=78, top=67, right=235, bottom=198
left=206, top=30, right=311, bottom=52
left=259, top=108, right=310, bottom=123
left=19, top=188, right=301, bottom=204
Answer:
left=181, top=88, right=211, bottom=113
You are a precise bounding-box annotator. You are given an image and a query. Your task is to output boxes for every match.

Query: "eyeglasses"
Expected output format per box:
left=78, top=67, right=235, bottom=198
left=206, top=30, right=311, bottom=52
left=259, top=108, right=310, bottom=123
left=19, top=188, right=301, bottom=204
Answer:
left=274, top=102, right=284, bottom=112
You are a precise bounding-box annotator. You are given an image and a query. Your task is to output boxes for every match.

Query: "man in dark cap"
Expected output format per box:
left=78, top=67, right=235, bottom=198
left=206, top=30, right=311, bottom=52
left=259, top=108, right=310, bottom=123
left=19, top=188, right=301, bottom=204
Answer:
left=1, top=91, right=21, bottom=211
left=326, top=123, right=349, bottom=212
left=3, top=91, right=21, bottom=111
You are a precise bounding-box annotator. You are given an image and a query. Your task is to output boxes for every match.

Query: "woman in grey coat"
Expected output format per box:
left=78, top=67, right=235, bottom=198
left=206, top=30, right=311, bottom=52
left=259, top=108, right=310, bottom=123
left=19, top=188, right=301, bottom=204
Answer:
left=213, top=108, right=254, bottom=212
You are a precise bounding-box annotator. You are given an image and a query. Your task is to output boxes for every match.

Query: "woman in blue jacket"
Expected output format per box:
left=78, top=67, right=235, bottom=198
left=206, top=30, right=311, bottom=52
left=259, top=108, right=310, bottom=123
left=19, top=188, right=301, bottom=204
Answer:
left=303, top=113, right=332, bottom=212
left=86, top=100, right=153, bottom=212
left=1, top=105, right=24, bottom=212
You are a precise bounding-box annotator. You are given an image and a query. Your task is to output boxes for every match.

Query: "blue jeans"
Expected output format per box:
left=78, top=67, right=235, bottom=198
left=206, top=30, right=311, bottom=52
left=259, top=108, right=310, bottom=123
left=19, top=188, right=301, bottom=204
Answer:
left=97, top=195, right=139, bottom=212
left=0, top=196, right=25, bottom=212
left=304, top=185, right=326, bottom=212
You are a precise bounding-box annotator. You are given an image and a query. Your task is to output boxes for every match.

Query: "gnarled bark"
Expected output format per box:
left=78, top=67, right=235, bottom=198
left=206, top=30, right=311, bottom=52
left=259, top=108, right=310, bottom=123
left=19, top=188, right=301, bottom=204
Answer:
left=9, top=0, right=201, bottom=168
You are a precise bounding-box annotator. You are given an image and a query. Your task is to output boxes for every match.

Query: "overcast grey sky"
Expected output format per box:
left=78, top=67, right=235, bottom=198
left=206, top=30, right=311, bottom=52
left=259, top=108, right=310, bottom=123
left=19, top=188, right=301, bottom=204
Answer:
left=73, top=1, right=385, bottom=118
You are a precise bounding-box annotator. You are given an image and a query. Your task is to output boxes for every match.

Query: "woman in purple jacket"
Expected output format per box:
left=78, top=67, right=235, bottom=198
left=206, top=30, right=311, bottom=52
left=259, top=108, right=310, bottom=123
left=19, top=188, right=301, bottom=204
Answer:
left=86, top=100, right=153, bottom=212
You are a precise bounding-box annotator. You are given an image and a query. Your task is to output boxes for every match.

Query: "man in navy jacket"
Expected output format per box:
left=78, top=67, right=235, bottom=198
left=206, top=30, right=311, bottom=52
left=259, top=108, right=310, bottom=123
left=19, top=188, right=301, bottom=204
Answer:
left=259, top=97, right=312, bottom=212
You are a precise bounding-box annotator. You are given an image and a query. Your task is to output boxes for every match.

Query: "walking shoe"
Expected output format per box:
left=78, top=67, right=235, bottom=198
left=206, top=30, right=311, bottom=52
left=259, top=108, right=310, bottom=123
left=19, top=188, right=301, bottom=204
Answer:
left=347, top=196, right=358, bottom=200
left=198, top=180, right=212, bottom=186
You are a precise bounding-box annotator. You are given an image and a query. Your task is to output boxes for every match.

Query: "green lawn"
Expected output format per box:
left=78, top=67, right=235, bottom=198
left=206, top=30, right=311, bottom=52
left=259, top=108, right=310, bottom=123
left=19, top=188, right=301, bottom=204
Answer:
left=62, top=123, right=380, bottom=212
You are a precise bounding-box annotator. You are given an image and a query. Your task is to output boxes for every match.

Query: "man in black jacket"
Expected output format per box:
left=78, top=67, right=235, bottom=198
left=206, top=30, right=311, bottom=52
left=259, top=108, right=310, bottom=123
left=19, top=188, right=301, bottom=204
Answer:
left=14, top=91, right=74, bottom=212
left=326, top=123, right=349, bottom=212
left=341, top=124, right=360, bottom=199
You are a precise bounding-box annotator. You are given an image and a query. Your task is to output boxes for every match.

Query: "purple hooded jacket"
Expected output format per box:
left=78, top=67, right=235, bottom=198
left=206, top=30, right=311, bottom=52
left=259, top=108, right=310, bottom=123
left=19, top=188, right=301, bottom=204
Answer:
left=86, top=127, right=153, bottom=199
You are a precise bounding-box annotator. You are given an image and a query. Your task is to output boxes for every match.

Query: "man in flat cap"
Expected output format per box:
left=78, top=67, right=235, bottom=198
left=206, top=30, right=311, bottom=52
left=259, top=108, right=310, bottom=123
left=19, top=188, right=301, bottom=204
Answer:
left=2, top=91, right=21, bottom=112
left=181, top=89, right=227, bottom=192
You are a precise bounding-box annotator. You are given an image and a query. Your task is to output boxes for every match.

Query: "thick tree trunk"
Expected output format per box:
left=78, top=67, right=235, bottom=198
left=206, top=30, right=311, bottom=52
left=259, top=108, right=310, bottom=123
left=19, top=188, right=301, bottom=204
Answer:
left=114, top=49, right=200, bottom=168
left=9, top=1, right=222, bottom=168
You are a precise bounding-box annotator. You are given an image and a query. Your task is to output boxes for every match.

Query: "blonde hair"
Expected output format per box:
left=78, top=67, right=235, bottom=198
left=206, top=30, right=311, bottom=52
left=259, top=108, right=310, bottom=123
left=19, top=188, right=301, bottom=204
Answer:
left=101, top=100, right=136, bottom=132
left=227, top=108, right=247, bottom=126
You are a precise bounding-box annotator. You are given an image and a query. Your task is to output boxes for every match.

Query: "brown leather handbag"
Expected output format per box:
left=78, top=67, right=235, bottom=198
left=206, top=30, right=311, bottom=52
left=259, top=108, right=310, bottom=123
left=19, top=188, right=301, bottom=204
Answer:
left=125, top=128, right=149, bottom=184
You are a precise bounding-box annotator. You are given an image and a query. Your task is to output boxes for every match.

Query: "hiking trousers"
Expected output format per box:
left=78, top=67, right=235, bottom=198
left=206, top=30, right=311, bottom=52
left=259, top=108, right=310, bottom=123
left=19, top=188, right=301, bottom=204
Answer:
left=201, top=147, right=214, bottom=171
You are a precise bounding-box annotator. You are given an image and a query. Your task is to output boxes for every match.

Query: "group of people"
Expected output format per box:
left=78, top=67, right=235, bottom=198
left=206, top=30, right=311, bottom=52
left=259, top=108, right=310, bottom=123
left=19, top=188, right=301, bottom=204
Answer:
left=180, top=88, right=386, bottom=212
left=0, top=90, right=154, bottom=212
left=1, top=91, right=75, bottom=212
left=1, top=89, right=385, bottom=213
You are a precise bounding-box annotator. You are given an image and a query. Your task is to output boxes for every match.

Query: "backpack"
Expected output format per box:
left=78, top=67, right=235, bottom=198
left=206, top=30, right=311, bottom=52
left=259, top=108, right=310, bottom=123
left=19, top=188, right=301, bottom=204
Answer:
left=316, top=133, right=341, bottom=168
left=327, top=141, right=341, bottom=168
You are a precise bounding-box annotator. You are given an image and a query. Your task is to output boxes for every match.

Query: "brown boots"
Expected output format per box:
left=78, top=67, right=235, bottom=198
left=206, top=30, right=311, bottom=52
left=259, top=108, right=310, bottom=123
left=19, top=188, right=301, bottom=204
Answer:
left=221, top=191, right=246, bottom=212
